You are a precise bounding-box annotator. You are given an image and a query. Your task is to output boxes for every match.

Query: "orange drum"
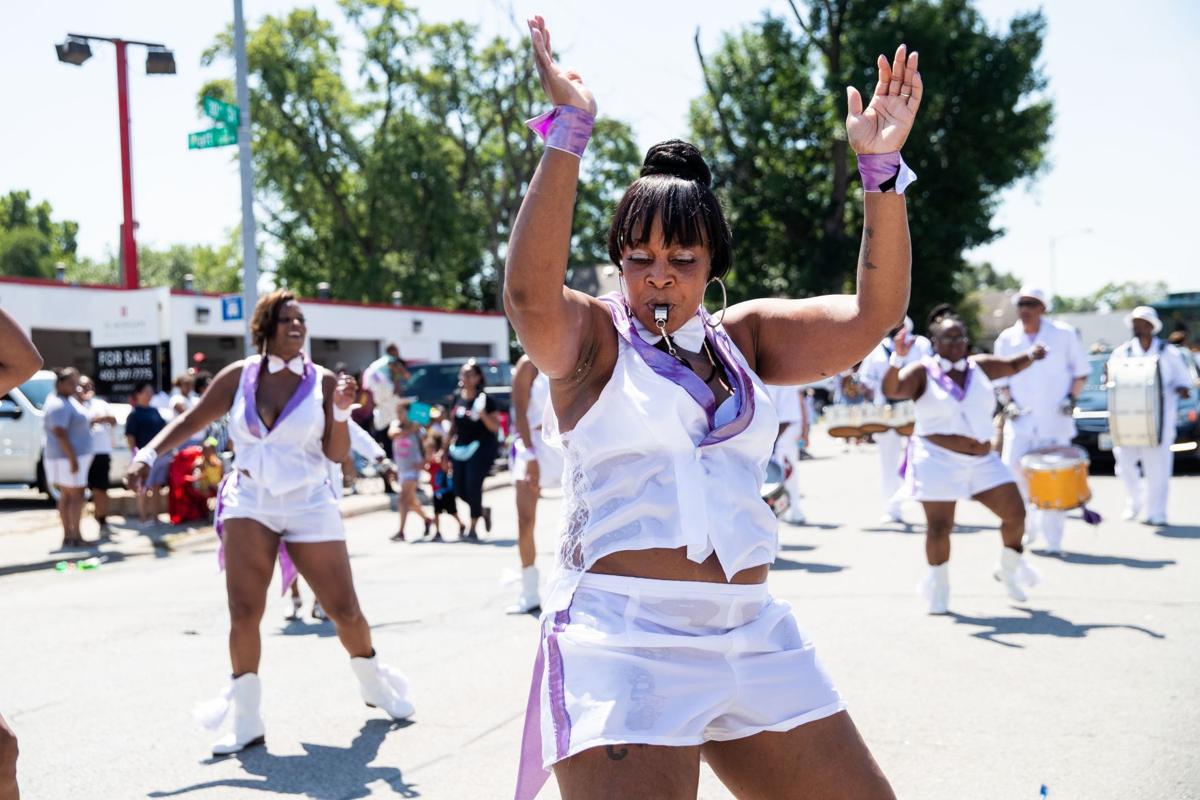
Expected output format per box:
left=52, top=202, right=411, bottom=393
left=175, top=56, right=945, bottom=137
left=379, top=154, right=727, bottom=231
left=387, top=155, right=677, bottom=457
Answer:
left=1020, top=445, right=1091, bottom=511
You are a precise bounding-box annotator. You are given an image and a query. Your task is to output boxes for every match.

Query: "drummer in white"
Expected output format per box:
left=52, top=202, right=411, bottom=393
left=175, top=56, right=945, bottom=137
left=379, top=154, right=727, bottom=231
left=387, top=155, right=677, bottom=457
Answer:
left=992, top=286, right=1089, bottom=554
left=1109, top=306, right=1192, bottom=526
left=860, top=316, right=931, bottom=522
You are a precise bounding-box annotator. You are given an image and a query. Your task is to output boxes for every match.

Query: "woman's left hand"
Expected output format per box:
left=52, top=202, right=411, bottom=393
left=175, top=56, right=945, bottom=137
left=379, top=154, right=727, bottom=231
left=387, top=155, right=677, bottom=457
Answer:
left=846, top=44, right=922, bottom=155
left=334, top=375, right=358, bottom=410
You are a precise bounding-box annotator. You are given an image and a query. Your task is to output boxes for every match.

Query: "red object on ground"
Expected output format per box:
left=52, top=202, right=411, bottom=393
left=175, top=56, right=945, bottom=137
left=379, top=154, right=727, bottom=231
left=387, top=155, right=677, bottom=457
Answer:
left=168, top=446, right=210, bottom=525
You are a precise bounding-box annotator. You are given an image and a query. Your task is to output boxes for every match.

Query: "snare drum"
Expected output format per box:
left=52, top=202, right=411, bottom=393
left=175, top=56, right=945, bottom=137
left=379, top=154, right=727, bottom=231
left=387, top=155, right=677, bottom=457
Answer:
left=859, top=405, right=889, bottom=434
left=824, top=405, right=864, bottom=439
left=1106, top=356, right=1162, bottom=447
left=1020, top=445, right=1091, bottom=511
left=888, top=400, right=916, bottom=436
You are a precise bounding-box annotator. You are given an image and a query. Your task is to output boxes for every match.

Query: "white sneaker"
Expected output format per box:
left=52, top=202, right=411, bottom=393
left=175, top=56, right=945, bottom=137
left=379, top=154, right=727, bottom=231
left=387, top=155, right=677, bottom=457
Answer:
left=782, top=507, right=807, bottom=525
left=195, top=673, right=266, bottom=756
left=993, top=547, right=1034, bottom=602
left=506, top=565, right=541, bottom=614
left=1122, top=503, right=1141, bottom=521
left=350, top=654, right=414, bottom=720
left=919, top=563, right=949, bottom=614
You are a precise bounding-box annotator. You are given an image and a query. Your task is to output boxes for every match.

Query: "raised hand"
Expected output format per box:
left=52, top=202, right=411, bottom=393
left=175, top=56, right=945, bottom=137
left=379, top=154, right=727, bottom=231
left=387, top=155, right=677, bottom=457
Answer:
left=527, top=15, right=596, bottom=115
left=1029, top=343, right=1048, bottom=361
left=334, top=375, right=358, bottom=410
left=893, top=329, right=913, bottom=358
left=846, top=44, right=922, bottom=155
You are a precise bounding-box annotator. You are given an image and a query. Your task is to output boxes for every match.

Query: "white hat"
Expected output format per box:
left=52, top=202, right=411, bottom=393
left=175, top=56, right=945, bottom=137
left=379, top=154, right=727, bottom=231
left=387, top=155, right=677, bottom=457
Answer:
left=1012, top=285, right=1051, bottom=311
left=1124, top=305, right=1162, bottom=334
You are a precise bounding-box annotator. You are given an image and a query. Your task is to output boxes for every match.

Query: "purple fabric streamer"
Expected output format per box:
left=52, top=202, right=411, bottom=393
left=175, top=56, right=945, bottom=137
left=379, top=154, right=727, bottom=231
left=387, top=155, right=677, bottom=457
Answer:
left=241, top=354, right=318, bottom=438
left=525, top=105, right=595, bottom=158
left=857, top=151, right=918, bottom=194
left=1081, top=505, right=1102, bottom=526
left=514, top=606, right=575, bottom=800
left=922, top=356, right=972, bottom=402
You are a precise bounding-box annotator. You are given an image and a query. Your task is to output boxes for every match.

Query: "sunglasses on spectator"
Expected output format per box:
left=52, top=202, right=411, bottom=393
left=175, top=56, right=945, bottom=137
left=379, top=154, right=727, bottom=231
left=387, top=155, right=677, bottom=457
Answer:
left=1016, top=299, right=1043, bottom=309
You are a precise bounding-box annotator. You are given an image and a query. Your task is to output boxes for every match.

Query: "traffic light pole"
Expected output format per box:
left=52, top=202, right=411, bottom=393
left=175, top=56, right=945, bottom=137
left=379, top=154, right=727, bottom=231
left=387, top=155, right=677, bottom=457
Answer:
left=114, top=38, right=139, bottom=289
left=233, top=0, right=259, bottom=356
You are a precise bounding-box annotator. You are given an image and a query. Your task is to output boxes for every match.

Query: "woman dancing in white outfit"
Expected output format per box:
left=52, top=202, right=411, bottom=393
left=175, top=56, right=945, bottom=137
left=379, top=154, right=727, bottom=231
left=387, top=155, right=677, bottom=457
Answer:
left=882, top=311, right=1045, bottom=613
left=507, top=15, right=924, bottom=799
left=127, top=290, right=414, bottom=755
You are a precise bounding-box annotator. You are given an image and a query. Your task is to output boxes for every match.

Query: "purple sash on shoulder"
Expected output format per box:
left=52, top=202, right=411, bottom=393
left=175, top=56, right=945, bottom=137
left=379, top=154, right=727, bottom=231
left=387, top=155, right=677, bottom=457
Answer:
left=597, top=292, right=756, bottom=446
left=922, top=356, right=973, bottom=402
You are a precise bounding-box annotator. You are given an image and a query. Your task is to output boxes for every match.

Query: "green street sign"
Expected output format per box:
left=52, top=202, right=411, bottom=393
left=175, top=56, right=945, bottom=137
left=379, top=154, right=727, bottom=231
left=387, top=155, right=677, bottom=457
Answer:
left=202, top=96, right=240, bottom=128
left=188, top=126, right=238, bottom=150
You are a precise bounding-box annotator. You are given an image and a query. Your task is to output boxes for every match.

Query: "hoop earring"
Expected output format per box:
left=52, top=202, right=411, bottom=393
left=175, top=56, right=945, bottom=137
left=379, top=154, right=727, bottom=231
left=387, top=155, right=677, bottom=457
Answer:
left=705, top=277, right=728, bottom=329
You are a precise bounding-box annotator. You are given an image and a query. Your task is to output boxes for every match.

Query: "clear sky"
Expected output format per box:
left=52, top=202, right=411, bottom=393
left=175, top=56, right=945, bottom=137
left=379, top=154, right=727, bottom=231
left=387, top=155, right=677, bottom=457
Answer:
left=4, top=1, right=1197, bottom=296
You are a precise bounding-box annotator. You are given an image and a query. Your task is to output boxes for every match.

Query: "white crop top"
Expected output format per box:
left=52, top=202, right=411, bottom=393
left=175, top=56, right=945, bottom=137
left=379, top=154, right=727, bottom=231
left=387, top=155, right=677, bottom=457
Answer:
left=540, top=294, right=780, bottom=613
left=227, top=355, right=331, bottom=495
left=913, top=357, right=997, bottom=443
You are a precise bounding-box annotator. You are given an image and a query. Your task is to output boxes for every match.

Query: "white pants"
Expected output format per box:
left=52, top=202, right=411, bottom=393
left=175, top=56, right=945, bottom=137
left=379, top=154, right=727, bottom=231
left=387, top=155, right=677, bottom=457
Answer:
left=1002, top=427, right=1070, bottom=551
left=876, top=429, right=906, bottom=515
left=1114, top=443, right=1173, bottom=522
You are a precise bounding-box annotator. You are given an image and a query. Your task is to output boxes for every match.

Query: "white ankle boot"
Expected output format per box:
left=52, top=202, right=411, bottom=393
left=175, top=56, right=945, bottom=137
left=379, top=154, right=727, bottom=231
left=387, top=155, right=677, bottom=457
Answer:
left=920, top=563, right=950, bottom=614
left=994, top=547, right=1039, bottom=602
left=195, top=673, right=266, bottom=756
left=506, top=566, right=541, bottom=614
left=350, top=654, right=414, bottom=720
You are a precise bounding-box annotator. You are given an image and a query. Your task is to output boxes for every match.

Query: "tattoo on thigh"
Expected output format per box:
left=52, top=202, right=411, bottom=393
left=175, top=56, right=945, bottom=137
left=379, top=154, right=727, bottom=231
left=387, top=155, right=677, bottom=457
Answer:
left=604, top=744, right=644, bottom=761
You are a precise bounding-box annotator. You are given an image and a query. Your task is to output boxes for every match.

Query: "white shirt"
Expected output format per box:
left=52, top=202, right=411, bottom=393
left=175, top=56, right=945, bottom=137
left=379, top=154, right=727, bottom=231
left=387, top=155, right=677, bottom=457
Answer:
left=913, top=359, right=997, bottom=443
left=363, top=356, right=403, bottom=431
left=1109, top=337, right=1193, bottom=442
left=80, top=397, right=114, bottom=455
left=169, top=389, right=199, bottom=417
left=764, top=385, right=803, bottom=425
left=993, top=318, right=1090, bottom=441
left=861, top=334, right=932, bottom=405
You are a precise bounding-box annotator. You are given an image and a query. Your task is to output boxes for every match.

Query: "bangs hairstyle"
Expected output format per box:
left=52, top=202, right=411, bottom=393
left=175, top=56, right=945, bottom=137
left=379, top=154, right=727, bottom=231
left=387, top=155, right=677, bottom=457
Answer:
left=251, top=289, right=299, bottom=353
left=607, top=140, right=733, bottom=280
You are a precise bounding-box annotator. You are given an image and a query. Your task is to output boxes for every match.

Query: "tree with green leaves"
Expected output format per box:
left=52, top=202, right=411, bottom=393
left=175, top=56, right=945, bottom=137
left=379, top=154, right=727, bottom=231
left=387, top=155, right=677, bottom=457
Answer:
left=198, top=0, right=639, bottom=310
left=690, top=0, right=1052, bottom=326
left=1054, top=281, right=1169, bottom=314
left=0, top=191, right=79, bottom=279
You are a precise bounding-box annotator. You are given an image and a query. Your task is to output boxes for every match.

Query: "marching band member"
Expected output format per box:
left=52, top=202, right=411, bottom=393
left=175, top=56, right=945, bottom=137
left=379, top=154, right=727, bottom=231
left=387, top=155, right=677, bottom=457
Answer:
left=860, top=317, right=931, bottom=522
left=765, top=384, right=808, bottom=525
left=506, top=16, right=920, bottom=797
left=884, top=311, right=1044, bottom=613
left=1109, top=306, right=1192, bottom=526
left=993, top=286, right=1090, bottom=554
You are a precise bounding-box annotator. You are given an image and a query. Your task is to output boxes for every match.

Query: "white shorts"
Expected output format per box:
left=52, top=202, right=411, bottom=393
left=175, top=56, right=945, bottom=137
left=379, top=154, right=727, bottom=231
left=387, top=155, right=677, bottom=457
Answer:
left=533, top=573, right=845, bottom=769
left=907, top=437, right=1015, bottom=502
left=511, top=436, right=563, bottom=490
left=217, top=472, right=345, bottom=543
left=45, top=455, right=94, bottom=490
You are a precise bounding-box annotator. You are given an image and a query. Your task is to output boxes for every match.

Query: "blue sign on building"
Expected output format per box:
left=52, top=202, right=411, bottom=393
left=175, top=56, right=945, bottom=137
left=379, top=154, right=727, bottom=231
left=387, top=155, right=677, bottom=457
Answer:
left=221, top=295, right=244, bottom=322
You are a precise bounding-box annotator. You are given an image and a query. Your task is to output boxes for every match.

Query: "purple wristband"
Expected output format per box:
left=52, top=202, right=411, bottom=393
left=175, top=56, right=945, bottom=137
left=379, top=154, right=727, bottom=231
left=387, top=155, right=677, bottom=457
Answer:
left=525, top=105, right=595, bottom=159
left=857, top=152, right=918, bottom=194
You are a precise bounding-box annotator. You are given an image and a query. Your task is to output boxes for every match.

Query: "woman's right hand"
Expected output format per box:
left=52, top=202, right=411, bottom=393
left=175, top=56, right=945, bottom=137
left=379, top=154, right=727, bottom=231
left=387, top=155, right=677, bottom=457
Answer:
left=528, top=15, right=596, bottom=116
left=125, top=461, right=149, bottom=493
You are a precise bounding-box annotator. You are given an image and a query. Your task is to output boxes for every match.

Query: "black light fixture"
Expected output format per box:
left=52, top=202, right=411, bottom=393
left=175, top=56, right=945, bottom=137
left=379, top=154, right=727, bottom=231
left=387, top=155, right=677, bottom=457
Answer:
left=55, top=37, right=92, bottom=66
left=145, top=47, right=176, bottom=75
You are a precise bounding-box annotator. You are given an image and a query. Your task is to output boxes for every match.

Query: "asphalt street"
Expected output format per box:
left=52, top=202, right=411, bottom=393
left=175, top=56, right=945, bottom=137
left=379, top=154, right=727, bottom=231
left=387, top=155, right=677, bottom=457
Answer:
left=2, top=433, right=1197, bottom=799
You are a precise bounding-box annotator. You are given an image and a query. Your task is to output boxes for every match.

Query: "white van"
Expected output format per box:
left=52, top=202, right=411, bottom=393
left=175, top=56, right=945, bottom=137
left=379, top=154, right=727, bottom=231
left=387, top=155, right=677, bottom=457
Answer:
left=0, top=370, right=135, bottom=498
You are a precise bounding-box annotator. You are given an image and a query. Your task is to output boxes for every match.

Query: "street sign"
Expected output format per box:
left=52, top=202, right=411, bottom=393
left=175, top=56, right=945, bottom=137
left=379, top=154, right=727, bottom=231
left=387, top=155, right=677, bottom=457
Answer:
left=221, top=295, right=244, bottom=321
left=188, top=126, right=238, bottom=150
left=203, top=96, right=240, bottom=128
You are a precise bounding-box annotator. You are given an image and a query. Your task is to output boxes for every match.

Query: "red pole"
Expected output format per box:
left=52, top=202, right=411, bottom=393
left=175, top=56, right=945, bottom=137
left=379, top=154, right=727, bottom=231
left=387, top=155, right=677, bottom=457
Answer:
left=114, top=39, right=139, bottom=288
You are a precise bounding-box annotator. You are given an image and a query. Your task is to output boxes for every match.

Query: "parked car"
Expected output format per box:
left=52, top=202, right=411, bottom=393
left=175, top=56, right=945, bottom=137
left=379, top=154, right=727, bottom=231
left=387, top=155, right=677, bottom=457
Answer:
left=402, top=358, right=513, bottom=469
left=1072, top=350, right=1200, bottom=467
left=0, top=370, right=135, bottom=498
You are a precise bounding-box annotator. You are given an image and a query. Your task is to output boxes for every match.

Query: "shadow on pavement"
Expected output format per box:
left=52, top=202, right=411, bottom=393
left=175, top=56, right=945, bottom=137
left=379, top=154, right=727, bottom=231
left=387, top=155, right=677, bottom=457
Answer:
left=148, top=719, right=418, bottom=798
left=1032, top=550, right=1176, bottom=569
left=780, top=521, right=842, bottom=531
left=275, top=619, right=337, bottom=638
left=1155, top=525, right=1200, bottom=540
left=778, top=543, right=816, bottom=553
left=948, top=607, right=1166, bottom=649
left=770, top=557, right=846, bottom=574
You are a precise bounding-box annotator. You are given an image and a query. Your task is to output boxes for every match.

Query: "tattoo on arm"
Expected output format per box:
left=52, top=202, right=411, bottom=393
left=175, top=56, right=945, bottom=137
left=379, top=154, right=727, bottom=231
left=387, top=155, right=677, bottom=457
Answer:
left=862, top=226, right=879, bottom=270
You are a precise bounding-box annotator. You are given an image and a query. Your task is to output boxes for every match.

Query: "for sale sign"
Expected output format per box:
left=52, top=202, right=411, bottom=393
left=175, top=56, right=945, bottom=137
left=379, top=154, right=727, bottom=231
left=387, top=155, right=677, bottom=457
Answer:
left=93, top=345, right=161, bottom=400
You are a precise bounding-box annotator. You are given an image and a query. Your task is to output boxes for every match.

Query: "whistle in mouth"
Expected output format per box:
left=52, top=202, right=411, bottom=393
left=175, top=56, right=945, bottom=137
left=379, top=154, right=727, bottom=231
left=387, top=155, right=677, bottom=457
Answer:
left=653, top=305, right=670, bottom=326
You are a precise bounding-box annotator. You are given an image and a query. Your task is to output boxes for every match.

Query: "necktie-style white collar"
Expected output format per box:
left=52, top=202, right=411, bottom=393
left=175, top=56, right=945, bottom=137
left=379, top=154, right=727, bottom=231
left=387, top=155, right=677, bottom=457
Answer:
left=266, top=354, right=306, bottom=376
left=938, top=356, right=968, bottom=373
left=633, top=313, right=707, bottom=353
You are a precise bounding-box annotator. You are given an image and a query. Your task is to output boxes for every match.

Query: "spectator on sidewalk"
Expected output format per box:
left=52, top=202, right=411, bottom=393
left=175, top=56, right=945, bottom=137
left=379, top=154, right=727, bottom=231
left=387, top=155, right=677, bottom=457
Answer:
left=169, top=374, right=199, bottom=419
left=77, top=376, right=117, bottom=537
left=124, top=382, right=170, bottom=528
left=0, top=307, right=42, bottom=395
left=43, top=368, right=94, bottom=549
left=362, top=345, right=411, bottom=494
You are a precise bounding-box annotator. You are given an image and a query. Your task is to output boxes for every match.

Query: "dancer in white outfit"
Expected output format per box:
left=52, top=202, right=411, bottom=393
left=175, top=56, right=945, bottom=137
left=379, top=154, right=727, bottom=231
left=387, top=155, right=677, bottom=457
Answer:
left=860, top=317, right=931, bottom=522
left=764, top=384, right=807, bottom=524
left=1109, top=306, right=1192, bottom=526
left=992, top=286, right=1089, bottom=553
left=884, top=312, right=1044, bottom=613
left=506, top=16, right=922, bottom=798
left=508, top=355, right=566, bottom=614
left=126, top=290, right=414, bottom=756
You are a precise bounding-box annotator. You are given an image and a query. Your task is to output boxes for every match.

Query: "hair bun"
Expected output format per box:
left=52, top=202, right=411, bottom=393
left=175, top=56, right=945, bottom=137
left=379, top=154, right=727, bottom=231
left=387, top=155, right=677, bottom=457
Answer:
left=641, top=140, right=712, bottom=187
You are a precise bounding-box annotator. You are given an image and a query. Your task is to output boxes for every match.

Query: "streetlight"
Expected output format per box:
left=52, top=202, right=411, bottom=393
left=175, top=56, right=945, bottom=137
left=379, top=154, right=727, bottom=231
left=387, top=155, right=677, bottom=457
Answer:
left=1048, top=227, right=1094, bottom=301
left=55, top=32, right=177, bottom=290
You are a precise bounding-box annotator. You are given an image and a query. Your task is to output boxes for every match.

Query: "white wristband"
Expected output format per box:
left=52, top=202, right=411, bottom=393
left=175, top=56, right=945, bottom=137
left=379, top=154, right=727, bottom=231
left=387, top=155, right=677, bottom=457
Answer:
left=332, top=404, right=353, bottom=423
left=133, top=447, right=158, bottom=467
left=888, top=353, right=905, bottom=369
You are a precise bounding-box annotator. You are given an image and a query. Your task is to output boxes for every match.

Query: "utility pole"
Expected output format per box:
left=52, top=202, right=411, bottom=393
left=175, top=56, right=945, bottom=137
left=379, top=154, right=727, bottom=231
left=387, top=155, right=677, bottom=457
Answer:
left=233, top=0, right=259, bottom=356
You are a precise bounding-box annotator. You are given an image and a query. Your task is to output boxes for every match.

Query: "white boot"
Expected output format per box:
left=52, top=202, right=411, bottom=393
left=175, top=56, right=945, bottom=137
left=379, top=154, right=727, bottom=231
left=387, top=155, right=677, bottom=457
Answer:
left=195, top=673, right=266, bottom=756
left=506, top=565, right=541, bottom=614
left=994, top=547, right=1040, bottom=602
left=350, top=653, right=414, bottom=720
left=919, top=563, right=950, bottom=614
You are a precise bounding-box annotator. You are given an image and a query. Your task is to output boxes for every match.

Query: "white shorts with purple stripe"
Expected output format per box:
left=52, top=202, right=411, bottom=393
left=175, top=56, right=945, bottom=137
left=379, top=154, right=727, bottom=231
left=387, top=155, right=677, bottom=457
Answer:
left=516, top=572, right=845, bottom=796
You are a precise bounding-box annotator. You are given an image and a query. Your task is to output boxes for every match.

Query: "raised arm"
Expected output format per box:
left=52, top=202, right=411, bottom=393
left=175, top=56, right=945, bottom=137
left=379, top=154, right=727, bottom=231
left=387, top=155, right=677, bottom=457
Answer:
left=0, top=308, right=43, bottom=395
left=724, top=45, right=921, bottom=385
left=503, top=16, right=603, bottom=380
left=974, top=343, right=1047, bottom=381
left=880, top=331, right=927, bottom=400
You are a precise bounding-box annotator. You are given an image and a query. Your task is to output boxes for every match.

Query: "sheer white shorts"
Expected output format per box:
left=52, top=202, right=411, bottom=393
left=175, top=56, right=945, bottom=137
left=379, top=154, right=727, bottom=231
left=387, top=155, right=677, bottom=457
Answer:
left=218, top=473, right=345, bottom=543
left=907, top=437, right=1015, bottom=502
